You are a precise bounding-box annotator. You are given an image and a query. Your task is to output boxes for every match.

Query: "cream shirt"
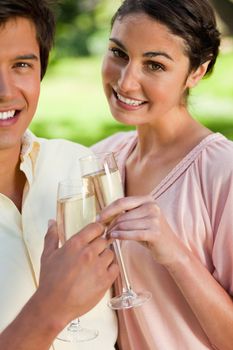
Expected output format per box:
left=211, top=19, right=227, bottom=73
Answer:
left=0, top=130, right=117, bottom=350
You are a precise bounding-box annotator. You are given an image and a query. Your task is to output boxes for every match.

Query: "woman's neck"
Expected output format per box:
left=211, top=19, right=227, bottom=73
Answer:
left=135, top=110, right=211, bottom=160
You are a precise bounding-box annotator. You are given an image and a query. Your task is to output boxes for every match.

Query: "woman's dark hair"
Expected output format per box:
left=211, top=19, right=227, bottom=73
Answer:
left=112, top=0, right=221, bottom=76
left=0, top=0, right=56, bottom=79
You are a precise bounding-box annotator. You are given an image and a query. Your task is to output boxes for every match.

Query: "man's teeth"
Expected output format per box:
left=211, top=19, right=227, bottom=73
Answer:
left=0, top=110, right=15, bottom=120
left=117, top=93, right=144, bottom=106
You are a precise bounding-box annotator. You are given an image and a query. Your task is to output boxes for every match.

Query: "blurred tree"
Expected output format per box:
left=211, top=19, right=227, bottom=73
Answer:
left=52, top=0, right=233, bottom=60
left=53, top=0, right=120, bottom=58
left=54, top=0, right=98, bottom=56
left=211, top=0, right=233, bottom=34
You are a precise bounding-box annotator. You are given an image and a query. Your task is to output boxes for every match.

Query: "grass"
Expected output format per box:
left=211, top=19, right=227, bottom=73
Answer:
left=31, top=50, right=233, bottom=146
left=32, top=56, right=113, bottom=145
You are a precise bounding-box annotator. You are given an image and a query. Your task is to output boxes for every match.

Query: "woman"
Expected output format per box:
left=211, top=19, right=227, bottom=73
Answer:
left=93, top=0, right=233, bottom=349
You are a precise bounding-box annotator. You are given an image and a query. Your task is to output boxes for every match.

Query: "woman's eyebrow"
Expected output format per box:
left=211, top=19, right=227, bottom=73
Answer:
left=143, top=51, right=173, bottom=61
left=109, top=38, right=126, bottom=51
left=109, top=38, right=173, bottom=61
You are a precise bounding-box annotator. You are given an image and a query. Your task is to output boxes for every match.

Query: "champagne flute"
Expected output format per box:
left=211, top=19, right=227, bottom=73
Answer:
left=79, top=153, right=151, bottom=310
left=56, top=178, right=99, bottom=342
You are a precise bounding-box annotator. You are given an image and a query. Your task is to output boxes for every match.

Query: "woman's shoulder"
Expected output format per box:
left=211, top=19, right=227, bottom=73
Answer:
left=91, top=131, right=136, bottom=154
left=200, top=134, right=233, bottom=171
left=194, top=134, right=233, bottom=190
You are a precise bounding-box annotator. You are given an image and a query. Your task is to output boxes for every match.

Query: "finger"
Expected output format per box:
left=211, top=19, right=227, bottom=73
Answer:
left=42, top=220, right=59, bottom=259
left=109, top=217, right=154, bottom=233
left=110, top=229, right=154, bottom=242
left=111, top=202, right=160, bottom=225
left=99, top=262, right=119, bottom=290
left=69, top=222, right=106, bottom=246
left=99, top=248, right=115, bottom=268
left=89, top=236, right=113, bottom=257
left=106, top=204, right=160, bottom=234
left=72, top=236, right=111, bottom=266
left=106, top=263, right=119, bottom=285
left=98, top=196, right=153, bottom=223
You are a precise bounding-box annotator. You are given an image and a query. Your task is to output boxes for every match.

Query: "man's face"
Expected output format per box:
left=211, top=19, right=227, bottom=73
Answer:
left=0, top=17, right=41, bottom=152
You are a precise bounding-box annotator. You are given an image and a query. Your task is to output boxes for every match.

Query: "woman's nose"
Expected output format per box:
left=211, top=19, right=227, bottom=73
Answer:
left=117, top=63, right=141, bottom=93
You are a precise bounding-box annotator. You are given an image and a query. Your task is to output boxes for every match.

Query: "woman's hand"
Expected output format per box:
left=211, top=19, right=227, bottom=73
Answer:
left=98, top=196, right=185, bottom=266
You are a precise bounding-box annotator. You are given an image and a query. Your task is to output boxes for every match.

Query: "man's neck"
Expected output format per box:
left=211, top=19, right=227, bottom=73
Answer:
left=0, top=145, right=26, bottom=212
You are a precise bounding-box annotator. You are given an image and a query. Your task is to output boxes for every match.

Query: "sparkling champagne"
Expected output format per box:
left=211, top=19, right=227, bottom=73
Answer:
left=79, top=152, right=151, bottom=309
left=82, top=168, right=131, bottom=291
left=82, top=169, right=123, bottom=210
left=57, top=193, right=96, bottom=244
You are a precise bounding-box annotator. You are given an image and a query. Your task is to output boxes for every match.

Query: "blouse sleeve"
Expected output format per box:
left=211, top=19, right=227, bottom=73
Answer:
left=202, top=139, right=233, bottom=295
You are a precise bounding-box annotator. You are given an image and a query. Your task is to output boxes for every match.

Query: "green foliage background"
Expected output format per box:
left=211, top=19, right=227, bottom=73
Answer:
left=30, top=1, right=233, bottom=146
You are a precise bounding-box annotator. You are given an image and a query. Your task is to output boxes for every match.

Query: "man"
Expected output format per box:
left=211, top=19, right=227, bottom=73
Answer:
left=0, top=1, right=118, bottom=349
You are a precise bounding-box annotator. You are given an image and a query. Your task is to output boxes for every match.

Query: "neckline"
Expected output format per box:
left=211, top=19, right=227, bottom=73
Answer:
left=120, top=132, right=225, bottom=199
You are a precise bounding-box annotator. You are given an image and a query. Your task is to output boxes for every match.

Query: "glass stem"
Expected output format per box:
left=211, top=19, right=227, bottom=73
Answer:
left=113, top=239, right=132, bottom=292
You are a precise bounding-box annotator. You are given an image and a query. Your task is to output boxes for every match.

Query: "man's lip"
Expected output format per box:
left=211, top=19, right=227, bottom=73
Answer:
left=0, top=108, right=21, bottom=113
left=0, top=110, right=20, bottom=125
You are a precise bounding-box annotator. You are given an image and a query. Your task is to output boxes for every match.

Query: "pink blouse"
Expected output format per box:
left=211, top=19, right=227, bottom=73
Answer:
left=92, top=132, right=233, bottom=350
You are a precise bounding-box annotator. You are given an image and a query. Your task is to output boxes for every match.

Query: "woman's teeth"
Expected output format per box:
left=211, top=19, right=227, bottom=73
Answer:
left=117, top=93, right=144, bottom=106
left=0, top=110, right=15, bottom=120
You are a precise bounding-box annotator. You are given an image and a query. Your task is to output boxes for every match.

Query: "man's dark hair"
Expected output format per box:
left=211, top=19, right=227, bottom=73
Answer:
left=0, top=0, right=56, bottom=79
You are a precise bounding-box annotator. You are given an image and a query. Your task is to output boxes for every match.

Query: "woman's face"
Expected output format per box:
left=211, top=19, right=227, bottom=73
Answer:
left=102, top=13, right=196, bottom=127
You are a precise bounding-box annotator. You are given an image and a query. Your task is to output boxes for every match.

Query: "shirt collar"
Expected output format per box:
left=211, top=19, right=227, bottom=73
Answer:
left=20, top=130, right=40, bottom=184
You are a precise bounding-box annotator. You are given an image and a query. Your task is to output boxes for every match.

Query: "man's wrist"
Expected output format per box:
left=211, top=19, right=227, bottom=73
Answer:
left=27, top=289, right=66, bottom=340
left=0, top=291, right=65, bottom=350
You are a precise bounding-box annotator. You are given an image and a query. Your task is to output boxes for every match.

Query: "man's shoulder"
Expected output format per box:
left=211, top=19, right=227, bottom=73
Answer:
left=37, top=137, right=92, bottom=158
left=32, top=137, right=92, bottom=180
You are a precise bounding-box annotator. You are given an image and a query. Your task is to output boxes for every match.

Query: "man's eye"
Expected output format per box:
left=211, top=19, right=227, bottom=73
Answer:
left=14, top=62, right=31, bottom=68
left=110, top=48, right=128, bottom=60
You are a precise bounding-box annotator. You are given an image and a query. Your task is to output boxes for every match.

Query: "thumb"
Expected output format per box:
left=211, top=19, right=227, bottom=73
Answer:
left=42, top=219, right=59, bottom=259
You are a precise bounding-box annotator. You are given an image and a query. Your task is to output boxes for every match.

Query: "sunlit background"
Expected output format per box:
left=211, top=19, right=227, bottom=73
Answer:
left=31, top=0, right=233, bottom=146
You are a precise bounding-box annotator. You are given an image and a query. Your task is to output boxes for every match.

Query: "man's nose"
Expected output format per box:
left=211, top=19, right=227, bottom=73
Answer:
left=0, top=69, right=14, bottom=101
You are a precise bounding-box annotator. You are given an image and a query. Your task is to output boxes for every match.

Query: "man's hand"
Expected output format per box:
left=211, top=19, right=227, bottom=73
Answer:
left=0, top=221, right=119, bottom=350
left=38, top=220, right=119, bottom=327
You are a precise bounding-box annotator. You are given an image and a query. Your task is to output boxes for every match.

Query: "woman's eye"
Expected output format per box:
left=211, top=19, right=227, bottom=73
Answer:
left=110, top=48, right=128, bottom=60
left=147, top=61, right=165, bottom=72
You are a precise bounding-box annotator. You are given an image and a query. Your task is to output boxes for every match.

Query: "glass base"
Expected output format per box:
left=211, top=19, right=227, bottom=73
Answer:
left=108, top=290, right=152, bottom=310
left=57, top=323, right=99, bottom=343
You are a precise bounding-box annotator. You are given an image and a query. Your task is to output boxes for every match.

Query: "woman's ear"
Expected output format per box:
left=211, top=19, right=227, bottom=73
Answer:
left=186, top=61, right=210, bottom=88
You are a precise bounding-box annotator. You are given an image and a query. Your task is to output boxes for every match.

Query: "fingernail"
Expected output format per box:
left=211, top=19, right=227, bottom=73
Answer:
left=111, top=231, right=119, bottom=238
left=96, top=214, right=100, bottom=222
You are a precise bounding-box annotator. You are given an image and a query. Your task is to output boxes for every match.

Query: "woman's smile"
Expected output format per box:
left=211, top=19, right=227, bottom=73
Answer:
left=102, top=14, right=192, bottom=126
left=112, top=88, right=147, bottom=110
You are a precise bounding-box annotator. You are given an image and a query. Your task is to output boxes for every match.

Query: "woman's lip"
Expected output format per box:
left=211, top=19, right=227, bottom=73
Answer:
left=112, top=89, right=146, bottom=110
left=113, top=89, right=146, bottom=104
